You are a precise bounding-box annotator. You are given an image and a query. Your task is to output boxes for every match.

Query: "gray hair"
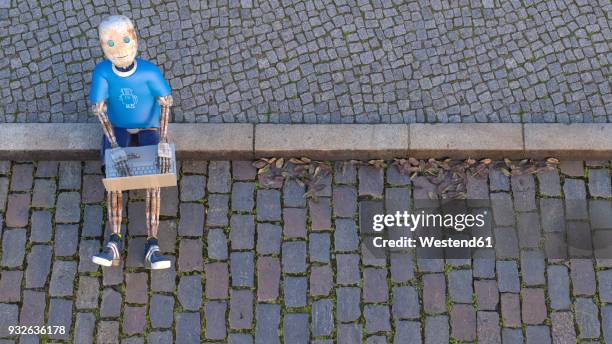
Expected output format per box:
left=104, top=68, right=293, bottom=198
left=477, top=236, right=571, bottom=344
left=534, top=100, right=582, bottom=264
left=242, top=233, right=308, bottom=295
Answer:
left=98, top=15, right=135, bottom=37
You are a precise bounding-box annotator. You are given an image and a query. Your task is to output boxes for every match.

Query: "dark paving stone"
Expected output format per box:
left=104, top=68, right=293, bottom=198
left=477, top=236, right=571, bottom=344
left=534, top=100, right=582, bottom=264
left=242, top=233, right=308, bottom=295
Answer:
left=10, top=164, right=33, bottom=191
left=36, top=161, right=59, bottom=177
left=257, top=256, right=280, bottom=301
left=497, top=260, right=520, bottom=292
left=477, top=311, right=501, bottom=344
left=358, top=165, right=384, bottom=197
left=49, top=260, right=77, bottom=296
left=229, top=333, right=253, bottom=344
left=560, top=161, right=584, bottom=177
left=473, top=249, right=496, bottom=278
left=548, top=265, right=571, bottom=310
left=589, top=169, right=611, bottom=197
left=282, top=208, right=306, bottom=238
left=74, top=312, right=96, bottom=344
left=590, top=199, right=612, bottom=229
left=182, top=161, right=207, bottom=174
left=54, top=224, right=78, bottom=256
left=84, top=160, right=102, bottom=174
left=575, top=298, right=600, bottom=339
left=0, top=303, right=18, bottom=338
left=283, top=313, right=309, bottom=344
left=363, top=267, right=388, bottom=302
left=283, top=179, right=306, bottom=208
left=255, top=303, right=280, bottom=344
left=564, top=179, right=588, bottom=219
left=5, top=193, right=30, bottom=227
left=207, top=161, right=231, bottom=193
left=282, top=241, right=307, bottom=273
left=175, top=312, right=201, bottom=344
left=489, top=168, right=510, bottom=191
left=475, top=280, right=499, bottom=311
left=500, top=293, right=521, bottom=328
left=424, top=315, right=449, bottom=344
left=204, top=301, right=227, bottom=340
left=230, top=214, right=255, bottom=249
left=256, top=223, right=281, bottom=254
left=312, top=299, right=334, bottom=336
left=30, top=210, right=52, bottom=242
left=540, top=198, right=565, bottom=232
left=502, top=328, right=524, bottom=344
left=125, top=272, right=148, bottom=304
left=338, top=323, right=362, bottom=344
left=230, top=289, right=253, bottom=329
left=31, top=179, right=56, bottom=207
left=158, top=220, right=177, bottom=253
left=494, top=226, right=519, bottom=258
left=48, top=299, right=73, bottom=340
left=178, top=275, right=202, bottom=311
left=2, top=228, right=26, bottom=267
left=551, top=311, right=577, bottom=344
left=25, top=244, right=52, bottom=288
left=521, top=250, right=545, bottom=285
left=525, top=325, right=552, bottom=344
left=450, top=304, right=476, bottom=341
left=180, top=175, right=206, bottom=201
left=207, top=228, right=228, bottom=259
left=537, top=170, right=562, bottom=196
left=231, top=251, right=254, bottom=287
left=309, top=197, right=332, bottom=230
left=207, top=194, right=229, bottom=227
left=337, top=287, right=361, bottom=322
left=0, top=270, right=22, bottom=302
left=570, top=259, right=596, bottom=296
left=205, top=262, right=229, bottom=299
left=310, top=265, right=333, bottom=296
left=387, top=165, right=410, bottom=185
left=150, top=294, right=174, bottom=328
left=123, top=306, right=146, bottom=335
left=521, top=288, right=547, bottom=325
left=309, top=232, right=330, bottom=263
left=58, top=161, right=81, bottom=190
left=148, top=331, right=173, bottom=344
left=334, top=218, right=359, bottom=252
left=333, top=186, right=357, bottom=217
left=336, top=253, right=361, bottom=285
left=82, top=175, right=105, bottom=203
left=82, top=205, right=103, bottom=237
left=76, top=276, right=99, bottom=309
left=394, top=321, right=420, bottom=343
left=448, top=269, right=473, bottom=303
left=55, top=191, right=81, bottom=223
left=126, top=237, right=146, bottom=268
left=392, top=286, right=419, bottom=319
left=178, top=203, right=205, bottom=236
left=127, top=201, right=147, bottom=236
left=178, top=239, right=203, bottom=272
left=20, top=290, right=45, bottom=325
left=256, top=189, right=281, bottom=221
left=97, top=321, right=119, bottom=344
left=232, top=161, right=256, bottom=180
left=232, top=182, right=255, bottom=211
left=390, top=252, right=415, bottom=282
left=100, top=288, right=123, bottom=318
left=490, top=192, right=515, bottom=226
left=517, top=212, right=541, bottom=248
left=334, top=161, right=357, bottom=184
left=160, top=186, right=179, bottom=217
left=0, top=178, right=7, bottom=212
left=151, top=258, right=176, bottom=292
left=423, top=273, right=446, bottom=315
left=284, top=276, right=307, bottom=308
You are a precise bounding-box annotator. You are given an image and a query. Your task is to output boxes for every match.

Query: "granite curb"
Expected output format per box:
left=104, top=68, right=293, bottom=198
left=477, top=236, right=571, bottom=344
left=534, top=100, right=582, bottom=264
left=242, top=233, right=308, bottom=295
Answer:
left=0, top=123, right=610, bottom=160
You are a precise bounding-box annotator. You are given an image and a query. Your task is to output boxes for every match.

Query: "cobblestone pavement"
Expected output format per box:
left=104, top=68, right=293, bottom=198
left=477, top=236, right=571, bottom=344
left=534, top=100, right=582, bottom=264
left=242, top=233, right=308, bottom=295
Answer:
left=0, top=159, right=611, bottom=343
left=1, top=1, right=611, bottom=124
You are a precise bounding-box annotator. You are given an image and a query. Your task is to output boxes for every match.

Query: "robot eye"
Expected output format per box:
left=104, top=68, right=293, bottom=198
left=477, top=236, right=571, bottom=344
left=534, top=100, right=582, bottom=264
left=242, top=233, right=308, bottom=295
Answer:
left=123, top=37, right=130, bottom=44
left=107, top=40, right=115, bottom=47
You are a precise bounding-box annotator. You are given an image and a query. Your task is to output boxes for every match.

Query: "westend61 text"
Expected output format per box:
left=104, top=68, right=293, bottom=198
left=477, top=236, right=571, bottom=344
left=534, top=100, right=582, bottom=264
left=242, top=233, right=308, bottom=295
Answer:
left=372, top=236, right=493, bottom=248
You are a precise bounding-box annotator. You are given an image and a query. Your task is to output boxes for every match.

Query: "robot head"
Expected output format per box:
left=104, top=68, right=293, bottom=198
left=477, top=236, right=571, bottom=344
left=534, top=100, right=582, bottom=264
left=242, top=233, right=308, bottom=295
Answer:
left=98, top=15, right=138, bottom=68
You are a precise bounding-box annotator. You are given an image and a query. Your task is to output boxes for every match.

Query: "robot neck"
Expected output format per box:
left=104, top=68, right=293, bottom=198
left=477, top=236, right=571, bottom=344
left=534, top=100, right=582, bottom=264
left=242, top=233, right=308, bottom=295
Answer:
left=114, top=62, right=135, bottom=73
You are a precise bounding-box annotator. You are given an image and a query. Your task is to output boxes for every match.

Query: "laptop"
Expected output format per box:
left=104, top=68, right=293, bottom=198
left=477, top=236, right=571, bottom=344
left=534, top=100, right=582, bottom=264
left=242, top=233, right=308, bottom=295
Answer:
left=102, top=144, right=177, bottom=191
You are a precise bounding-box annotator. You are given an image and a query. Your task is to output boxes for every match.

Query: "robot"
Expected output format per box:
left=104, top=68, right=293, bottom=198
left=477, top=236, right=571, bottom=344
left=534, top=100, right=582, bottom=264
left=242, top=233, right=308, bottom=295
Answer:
left=90, top=15, right=173, bottom=269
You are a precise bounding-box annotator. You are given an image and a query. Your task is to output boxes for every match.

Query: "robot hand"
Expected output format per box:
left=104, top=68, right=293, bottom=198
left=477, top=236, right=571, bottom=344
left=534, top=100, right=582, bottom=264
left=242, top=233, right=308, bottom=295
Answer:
left=110, top=147, right=131, bottom=176
left=157, top=141, right=172, bottom=173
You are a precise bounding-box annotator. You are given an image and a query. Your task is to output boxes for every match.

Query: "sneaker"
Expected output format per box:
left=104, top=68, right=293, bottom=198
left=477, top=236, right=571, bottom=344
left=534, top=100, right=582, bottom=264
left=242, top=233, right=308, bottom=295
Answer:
left=92, top=234, right=122, bottom=267
left=145, top=238, right=171, bottom=270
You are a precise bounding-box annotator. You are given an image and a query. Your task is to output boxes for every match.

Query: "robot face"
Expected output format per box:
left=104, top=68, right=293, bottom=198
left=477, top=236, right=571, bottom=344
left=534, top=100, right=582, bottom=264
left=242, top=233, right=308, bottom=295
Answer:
left=99, top=16, right=138, bottom=68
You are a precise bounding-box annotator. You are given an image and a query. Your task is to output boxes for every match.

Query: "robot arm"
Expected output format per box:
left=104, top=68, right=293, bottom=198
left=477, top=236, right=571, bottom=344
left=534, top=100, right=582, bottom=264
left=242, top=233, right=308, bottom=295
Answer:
left=157, top=95, right=173, bottom=173
left=93, top=101, right=130, bottom=176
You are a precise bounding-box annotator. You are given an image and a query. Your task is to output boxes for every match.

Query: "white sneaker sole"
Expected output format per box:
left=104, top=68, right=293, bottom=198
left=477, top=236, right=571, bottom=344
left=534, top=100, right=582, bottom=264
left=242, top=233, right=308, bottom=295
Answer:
left=150, top=260, right=172, bottom=270
left=92, top=256, right=113, bottom=267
